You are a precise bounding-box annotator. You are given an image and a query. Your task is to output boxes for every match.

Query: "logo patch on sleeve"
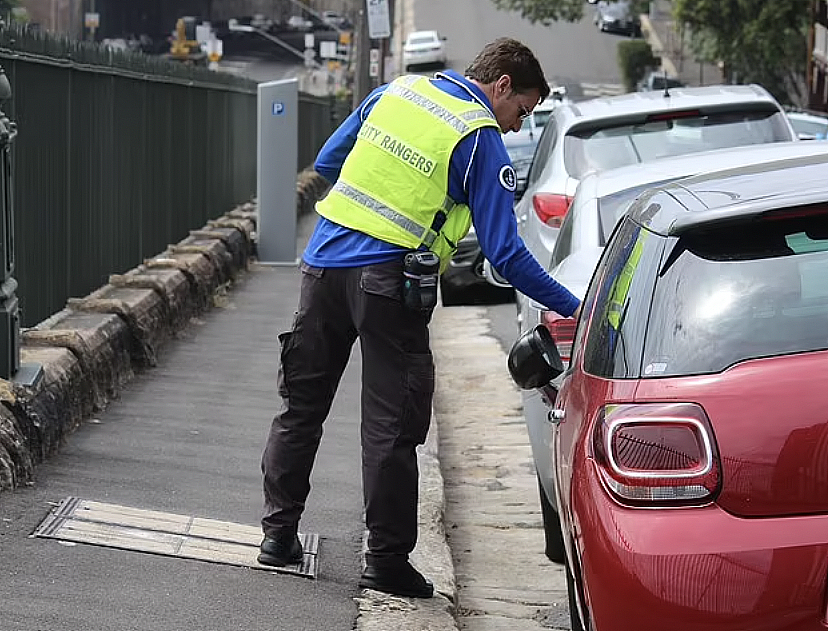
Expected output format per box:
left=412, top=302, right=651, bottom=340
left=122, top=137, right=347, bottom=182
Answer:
left=498, top=165, right=517, bottom=192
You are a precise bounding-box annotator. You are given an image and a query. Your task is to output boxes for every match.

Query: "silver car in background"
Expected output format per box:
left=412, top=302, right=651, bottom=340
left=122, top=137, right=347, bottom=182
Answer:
left=513, top=84, right=796, bottom=331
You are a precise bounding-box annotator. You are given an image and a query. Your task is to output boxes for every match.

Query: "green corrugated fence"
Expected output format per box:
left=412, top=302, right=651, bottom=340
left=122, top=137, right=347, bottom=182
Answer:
left=0, top=26, right=345, bottom=326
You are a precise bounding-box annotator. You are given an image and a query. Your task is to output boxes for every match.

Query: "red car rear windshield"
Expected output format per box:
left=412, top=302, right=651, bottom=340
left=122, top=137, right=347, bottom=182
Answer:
left=643, top=212, right=828, bottom=377
left=565, top=107, right=792, bottom=178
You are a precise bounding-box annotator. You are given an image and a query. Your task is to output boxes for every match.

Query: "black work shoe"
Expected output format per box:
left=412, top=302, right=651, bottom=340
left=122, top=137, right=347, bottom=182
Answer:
left=258, top=532, right=303, bottom=567
left=358, top=557, right=434, bottom=598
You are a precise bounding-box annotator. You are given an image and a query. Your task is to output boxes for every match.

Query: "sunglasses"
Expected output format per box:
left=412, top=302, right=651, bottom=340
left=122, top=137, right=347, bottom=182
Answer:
left=518, top=103, right=532, bottom=121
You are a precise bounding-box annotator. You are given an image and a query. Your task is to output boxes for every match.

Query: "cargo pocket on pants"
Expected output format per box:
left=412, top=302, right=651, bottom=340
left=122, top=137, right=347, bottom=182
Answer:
left=400, top=351, right=435, bottom=445
left=276, top=330, right=295, bottom=399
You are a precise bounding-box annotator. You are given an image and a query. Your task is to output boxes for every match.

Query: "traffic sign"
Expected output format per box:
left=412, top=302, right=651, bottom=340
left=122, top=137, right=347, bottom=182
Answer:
left=366, top=0, right=390, bottom=39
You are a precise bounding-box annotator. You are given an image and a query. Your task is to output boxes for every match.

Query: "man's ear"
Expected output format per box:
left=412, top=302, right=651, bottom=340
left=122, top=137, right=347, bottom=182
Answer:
left=495, top=74, right=512, bottom=96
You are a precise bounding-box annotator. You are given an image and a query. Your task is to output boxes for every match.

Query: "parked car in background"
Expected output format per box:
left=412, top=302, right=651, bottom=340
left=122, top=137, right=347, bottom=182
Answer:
left=402, top=30, right=447, bottom=71
left=593, top=0, right=641, bottom=36
left=637, top=70, right=685, bottom=92
left=786, top=110, right=828, bottom=140
left=508, top=144, right=828, bottom=631
left=524, top=86, right=572, bottom=133
left=509, top=85, right=796, bottom=336
left=286, top=15, right=313, bottom=30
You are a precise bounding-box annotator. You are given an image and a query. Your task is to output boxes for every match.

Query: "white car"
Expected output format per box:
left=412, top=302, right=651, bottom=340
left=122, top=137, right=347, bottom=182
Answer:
left=286, top=15, right=313, bottom=31
left=403, top=30, right=447, bottom=71
left=511, top=85, right=796, bottom=333
left=523, top=86, right=571, bottom=133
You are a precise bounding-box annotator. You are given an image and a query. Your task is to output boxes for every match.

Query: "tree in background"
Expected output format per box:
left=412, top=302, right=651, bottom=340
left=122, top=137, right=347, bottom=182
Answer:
left=674, top=0, right=809, bottom=104
left=489, top=0, right=584, bottom=24
left=618, top=39, right=658, bottom=91
left=490, top=0, right=649, bottom=24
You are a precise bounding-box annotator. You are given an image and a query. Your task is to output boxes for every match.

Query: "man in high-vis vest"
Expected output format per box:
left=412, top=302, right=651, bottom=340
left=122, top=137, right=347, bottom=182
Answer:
left=258, top=38, right=582, bottom=598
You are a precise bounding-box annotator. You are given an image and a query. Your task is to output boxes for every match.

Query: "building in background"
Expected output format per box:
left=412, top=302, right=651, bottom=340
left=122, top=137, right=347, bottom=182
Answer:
left=19, top=0, right=353, bottom=43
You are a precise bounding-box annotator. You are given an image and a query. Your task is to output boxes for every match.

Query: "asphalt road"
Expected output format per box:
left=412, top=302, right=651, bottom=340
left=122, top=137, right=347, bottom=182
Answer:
left=410, top=0, right=624, bottom=92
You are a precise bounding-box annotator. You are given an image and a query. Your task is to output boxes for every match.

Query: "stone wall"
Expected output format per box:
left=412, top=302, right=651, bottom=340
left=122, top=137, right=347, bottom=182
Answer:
left=0, top=166, right=330, bottom=493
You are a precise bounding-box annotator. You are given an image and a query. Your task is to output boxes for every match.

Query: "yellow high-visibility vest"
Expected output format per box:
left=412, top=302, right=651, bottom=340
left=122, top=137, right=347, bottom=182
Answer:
left=316, top=74, right=498, bottom=271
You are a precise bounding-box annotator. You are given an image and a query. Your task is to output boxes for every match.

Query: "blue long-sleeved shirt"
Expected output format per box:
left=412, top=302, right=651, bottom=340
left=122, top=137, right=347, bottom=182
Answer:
left=305, top=70, right=580, bottom=317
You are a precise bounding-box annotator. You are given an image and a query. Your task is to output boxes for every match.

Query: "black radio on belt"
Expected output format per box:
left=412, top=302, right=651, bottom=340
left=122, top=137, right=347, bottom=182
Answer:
left=403, top=251, right=440, bottom=311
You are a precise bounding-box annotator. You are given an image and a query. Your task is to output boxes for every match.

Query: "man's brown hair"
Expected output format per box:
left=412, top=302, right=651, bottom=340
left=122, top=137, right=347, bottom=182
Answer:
left=465, top=38, right=550, bottom=100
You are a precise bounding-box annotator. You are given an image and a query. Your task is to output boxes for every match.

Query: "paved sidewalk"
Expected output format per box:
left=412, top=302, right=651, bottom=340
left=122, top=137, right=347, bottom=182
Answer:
left=0, top=210, right=458, bottom=631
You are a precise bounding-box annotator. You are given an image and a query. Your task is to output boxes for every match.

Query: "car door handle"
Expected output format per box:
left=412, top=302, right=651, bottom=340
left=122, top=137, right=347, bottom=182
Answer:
left=548, top=408, right=565, bottom=424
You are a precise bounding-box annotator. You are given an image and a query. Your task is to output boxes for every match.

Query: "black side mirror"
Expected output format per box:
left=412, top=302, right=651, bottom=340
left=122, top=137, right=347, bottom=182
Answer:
left=507, top=325, right=564, bottom=390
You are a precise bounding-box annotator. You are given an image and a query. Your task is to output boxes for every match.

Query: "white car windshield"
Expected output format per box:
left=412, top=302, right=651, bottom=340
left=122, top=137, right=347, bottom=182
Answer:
left=408, top=35, right=437, bottom=45
left=531, top=110, right=554, bottom=128
left=565, top=108, right=792, bottom=178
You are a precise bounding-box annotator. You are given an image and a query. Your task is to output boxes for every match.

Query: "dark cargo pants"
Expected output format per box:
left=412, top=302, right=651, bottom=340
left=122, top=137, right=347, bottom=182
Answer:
left=261, top=259, right=434, bottom=558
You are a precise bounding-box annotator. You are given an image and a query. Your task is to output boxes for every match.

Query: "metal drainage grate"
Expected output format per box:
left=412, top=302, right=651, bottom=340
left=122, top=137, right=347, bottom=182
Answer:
left=32, top=497, right=318, bottom=578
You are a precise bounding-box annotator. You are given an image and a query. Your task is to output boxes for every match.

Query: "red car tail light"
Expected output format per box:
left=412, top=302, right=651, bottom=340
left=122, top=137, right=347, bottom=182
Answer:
left=541, top=310, right=576, bottom=363
left=592, top=403, right=721, bottom=505
left=532, top=193, right=572, bottom=228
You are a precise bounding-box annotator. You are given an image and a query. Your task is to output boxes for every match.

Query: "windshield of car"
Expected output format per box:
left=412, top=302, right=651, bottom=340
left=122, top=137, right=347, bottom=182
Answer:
left=531, top=109, right=554, bottom=128
left=643, top=210, right=828, bottom=377
left=565, top=108, right=792, bottom=178
left=647, top=75, right=684, bottom=90
left=408, top=34, right=437, bottom=45
left=789, top=117, right=828, bottom=138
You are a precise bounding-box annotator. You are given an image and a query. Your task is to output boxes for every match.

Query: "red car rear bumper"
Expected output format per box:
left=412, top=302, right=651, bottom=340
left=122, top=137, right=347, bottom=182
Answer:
left=572, top=462, right=828, bottom=630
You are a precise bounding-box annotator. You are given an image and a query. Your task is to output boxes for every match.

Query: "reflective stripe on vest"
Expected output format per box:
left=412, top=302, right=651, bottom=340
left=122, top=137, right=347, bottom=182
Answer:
left=329, top=180, right=456, bottom=248
left=316, top=75, right=498, bottom=259
left=385, top=80, right=496, bottom=136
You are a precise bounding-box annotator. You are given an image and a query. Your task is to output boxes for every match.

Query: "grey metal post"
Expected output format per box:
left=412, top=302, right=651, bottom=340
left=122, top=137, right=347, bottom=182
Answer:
left=257, top=78, right=299, bottom=265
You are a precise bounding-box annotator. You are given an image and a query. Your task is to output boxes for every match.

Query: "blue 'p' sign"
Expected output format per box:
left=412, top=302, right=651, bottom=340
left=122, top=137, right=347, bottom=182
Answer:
left=272, top=101, right=285, bottom=115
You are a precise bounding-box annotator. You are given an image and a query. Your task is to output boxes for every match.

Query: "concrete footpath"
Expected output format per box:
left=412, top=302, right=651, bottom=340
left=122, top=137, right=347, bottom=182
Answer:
left=0, top=186, right=458, bottom=630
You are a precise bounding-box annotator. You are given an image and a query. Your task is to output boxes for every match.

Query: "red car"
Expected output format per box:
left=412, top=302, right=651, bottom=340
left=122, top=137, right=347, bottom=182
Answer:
left=508, top=150, right=828, bottom=630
